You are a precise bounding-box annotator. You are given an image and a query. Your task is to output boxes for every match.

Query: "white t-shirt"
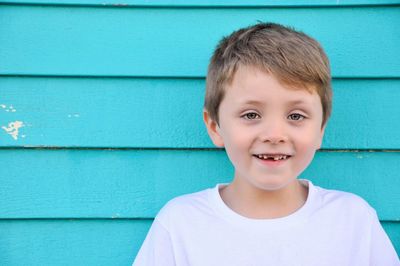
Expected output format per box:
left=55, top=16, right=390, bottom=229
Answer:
left=133, top=180, right=400, bottom=266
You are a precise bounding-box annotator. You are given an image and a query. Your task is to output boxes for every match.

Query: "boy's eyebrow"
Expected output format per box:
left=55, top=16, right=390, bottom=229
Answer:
left=239, top=99, right=310, bottom=106
left=240, top=100, right=264, bottom=105
left=286, top=99, right=310, bottom=105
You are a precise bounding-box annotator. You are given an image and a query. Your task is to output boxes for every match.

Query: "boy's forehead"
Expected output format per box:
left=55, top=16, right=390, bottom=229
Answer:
left=229, top=64, right=316, bottom=93
left=231, top=94, right=321, bottom=111
left=227, top=69, right=319, bottom=103
left=238, top=98, right=315, bottom=106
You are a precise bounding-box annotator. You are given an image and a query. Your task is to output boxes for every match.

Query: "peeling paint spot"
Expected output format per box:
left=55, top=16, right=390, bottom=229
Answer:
left=0, top=104, right=17, bottom=112
left=111, top=213, right=121, bottom=218
left=356, top=154, right=363, bottom=159
left=68, top=113, right=80, bottom=118
left=2, top=121, right=24, bottom=140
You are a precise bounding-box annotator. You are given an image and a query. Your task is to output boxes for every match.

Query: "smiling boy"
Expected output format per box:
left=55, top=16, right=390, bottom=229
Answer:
left=133, top=22, right=399, bottom=265
left=204, top=66, right=324, bottom=219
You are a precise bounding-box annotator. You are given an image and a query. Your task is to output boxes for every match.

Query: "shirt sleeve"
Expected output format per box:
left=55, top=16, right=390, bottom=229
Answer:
left=369, top=210, right=400, bottom=265
left=132, top=218, right=176, bottom=266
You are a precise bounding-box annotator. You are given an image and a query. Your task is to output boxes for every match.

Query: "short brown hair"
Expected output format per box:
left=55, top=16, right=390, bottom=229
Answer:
left=204, top=22, right=332, bottom=127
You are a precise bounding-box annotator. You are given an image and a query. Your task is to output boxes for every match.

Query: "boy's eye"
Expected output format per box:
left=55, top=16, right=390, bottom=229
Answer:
left=288, top=113, right=305, bottom=121
left=242, top=112, right=260, bottom=120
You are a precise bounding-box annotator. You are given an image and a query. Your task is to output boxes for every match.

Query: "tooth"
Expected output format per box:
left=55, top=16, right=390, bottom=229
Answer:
left=256, top=154, right=290, bottom=160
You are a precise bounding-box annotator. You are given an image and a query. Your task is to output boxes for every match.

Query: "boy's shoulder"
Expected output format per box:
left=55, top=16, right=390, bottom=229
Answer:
left=163, top=187, right=212, bottom=210
left=155, top=186, right=216, bottom=225
left=312, top=182, right=376, bottom=217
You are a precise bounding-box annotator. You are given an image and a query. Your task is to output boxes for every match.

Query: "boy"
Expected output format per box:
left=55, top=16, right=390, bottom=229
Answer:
left=133, top=22, right=400, bottom=265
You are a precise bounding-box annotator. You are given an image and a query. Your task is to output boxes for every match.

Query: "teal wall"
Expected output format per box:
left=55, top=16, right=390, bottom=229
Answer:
left=1, top=1, right=399, bottom=265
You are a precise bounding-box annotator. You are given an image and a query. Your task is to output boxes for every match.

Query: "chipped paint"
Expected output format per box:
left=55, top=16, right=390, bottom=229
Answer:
left=111, top=213, right=121, bottom=218
left=111, top=3, right=128, bottom=6
left=2, top=121, right=24, bottom=140
left=68, top=113, right=80, bottom=118
left=0, top=104, right=16, bottom=112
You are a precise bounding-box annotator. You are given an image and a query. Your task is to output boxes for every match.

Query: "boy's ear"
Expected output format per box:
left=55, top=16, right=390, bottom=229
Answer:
left=203, top=110, right=224, bottom=147
left=317, top=125, right=326, bottom=150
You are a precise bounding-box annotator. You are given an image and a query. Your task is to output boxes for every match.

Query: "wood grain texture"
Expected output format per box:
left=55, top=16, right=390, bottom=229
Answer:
left=0, top=5, right=399, bottom=77
left=1, top=149, right=399, bottom=220
left=0, top=219, right=397, bottom=265
left=0, top=219, right=150, bottom=266
left=1, top=78, right=400, bottom=148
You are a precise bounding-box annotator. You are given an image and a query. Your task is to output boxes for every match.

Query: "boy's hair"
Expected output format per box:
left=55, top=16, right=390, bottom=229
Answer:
left=204, top=22, right=332, bottom=127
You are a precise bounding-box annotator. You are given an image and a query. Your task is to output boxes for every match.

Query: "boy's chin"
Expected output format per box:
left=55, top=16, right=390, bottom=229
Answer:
left=248, top=177, right=300, bottom=192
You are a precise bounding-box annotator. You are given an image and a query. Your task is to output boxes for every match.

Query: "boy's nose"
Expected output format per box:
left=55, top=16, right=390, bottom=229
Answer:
left=259, top=121, right=288, bottom=144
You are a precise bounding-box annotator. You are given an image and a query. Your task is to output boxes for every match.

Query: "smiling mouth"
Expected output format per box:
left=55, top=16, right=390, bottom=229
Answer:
left=253, top=154, right=292, bottom=161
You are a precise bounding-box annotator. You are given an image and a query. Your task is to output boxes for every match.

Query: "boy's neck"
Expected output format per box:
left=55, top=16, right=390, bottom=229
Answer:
left=219, top=179, right=308, bottom=219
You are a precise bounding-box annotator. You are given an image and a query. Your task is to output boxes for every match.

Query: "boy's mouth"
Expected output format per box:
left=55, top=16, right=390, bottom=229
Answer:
left=253, top=154, right=292, bottom=161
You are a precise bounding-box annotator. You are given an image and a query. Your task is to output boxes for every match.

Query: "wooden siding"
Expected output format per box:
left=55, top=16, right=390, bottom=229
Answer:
left=1, top=150, right=400, bottom=220
left=2, top=220, right=396, bottom=265
left=2, top=0, right=400, bottom=6
left=0, top=219, right=151, bottom=265
left=1, top=78, right=400, bottom=148
left=0, top=2, right=399, bottom=265
left=1, top=6, right=400, bottom=77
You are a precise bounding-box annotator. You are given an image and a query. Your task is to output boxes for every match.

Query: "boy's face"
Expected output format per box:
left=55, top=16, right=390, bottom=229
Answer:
left=204, top=66, right=326, bottom=192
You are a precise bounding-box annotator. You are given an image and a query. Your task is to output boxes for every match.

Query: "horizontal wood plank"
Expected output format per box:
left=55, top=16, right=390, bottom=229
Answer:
left=0, top=149, right=399, bottom=220
left=0, top=219, right=398, bottom=265
left=1, top=77, right=399, bottom=149
left=0, top=5, right=399, bottom=77
left=1, top=0, right=400, bottom=7
left=0, top=219, right=150, bottom=266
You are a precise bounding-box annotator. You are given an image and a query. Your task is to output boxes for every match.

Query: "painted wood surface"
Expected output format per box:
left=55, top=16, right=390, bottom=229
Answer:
left=0, top=219, right=150, bottom=266
left=1, top=5, right=399, bottom=77
left=1, top=78, right=400, bottom=149
left=1, top=2, right=399, bottom=265
left=1, top=219, right=398, bottom=266
left=1, top=149, right=399, bottom=220
left=2, top=0, right=400, bottom=6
